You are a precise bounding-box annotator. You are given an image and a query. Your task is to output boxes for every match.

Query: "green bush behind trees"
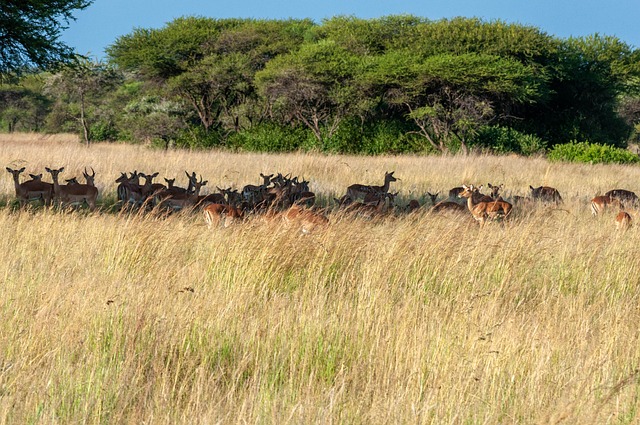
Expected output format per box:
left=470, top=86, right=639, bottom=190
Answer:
left=1, top=15, right=640, bottom=156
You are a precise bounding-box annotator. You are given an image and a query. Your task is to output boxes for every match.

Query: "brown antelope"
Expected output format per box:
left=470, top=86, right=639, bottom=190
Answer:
left=115, top=172, right=146, bottom=207
left=164, top=178, right=188, bottom=196
left=242, top=173, right=273, bottom=205
left=155, top=175, right=207, bottom=211
left=487, top=183, right=504, bottom=200
left=45, top=167, right=98, bottom=210
left=139, top=172, right=166, bottom=198
left=530, top=185, right=563, bottom=204
left=6, top=167, right=54, bottom=206
left=615, top=211, right=632, bottom=230
left=604, top=189, right=638, bottom=207
left=282, top=204, right=329, bottom=234
left=590, top=195, right=623, bottom=216
left=203, top=203, right=244, bottom=228
left=82, top=167, right=96, bottom=186
left=430, top=200, right=467, bottom=214
left=346, top=171, right=397, bottom=201
left=406, top=199, right=421, bottom=212
left=448, top=186, right=465, bottom=199
left=459, top=184, right=512, bottom=225
left=344, top=192, right=397, bottom=219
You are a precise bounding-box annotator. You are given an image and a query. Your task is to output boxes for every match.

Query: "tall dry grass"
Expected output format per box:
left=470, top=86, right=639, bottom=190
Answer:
left=1, top=133, right=640, bottom=424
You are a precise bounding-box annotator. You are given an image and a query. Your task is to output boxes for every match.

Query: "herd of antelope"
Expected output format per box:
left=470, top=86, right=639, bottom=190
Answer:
left=4, top=166, right=637, bottom=232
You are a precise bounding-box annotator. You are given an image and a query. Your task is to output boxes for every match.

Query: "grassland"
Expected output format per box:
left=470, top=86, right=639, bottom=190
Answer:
left=1, top=133, right=640, bottom=424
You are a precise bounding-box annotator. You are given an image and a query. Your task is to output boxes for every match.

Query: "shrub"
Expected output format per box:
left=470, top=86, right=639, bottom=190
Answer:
left=226, top=123, right=308, bottom=152
left=548, top=141, right=640, bottom=164
left=472, top=126, right=547, bottom=156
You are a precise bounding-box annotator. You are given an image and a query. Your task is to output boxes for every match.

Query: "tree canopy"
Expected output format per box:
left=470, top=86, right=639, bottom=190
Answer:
left=0, top=0, right=93, bottom=78
left=2, top=15, right=640, bottom=155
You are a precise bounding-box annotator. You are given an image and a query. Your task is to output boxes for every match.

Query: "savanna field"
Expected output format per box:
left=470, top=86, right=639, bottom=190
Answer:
left=2, top=133, right=640, bottom=424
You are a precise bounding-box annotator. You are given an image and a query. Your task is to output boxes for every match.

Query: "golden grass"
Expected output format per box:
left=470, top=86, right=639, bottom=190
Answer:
left=1, top=133, right=640, bottom=424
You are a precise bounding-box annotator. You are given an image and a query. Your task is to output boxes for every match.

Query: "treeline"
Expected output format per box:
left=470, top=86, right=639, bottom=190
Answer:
left=2, top=15, right=640, bottom=155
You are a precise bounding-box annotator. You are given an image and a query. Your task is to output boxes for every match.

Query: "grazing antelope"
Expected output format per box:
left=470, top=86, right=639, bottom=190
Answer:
left=282, top=204, right=329, bottom=234
left=605, top=189, right=638, bottom=207
left=406, top=199, right=421, bottom=213
left=203, top=203, right=244, bottom=228
left=344, top=192, right=397, bottom=219
left=6, top=167, right=54, bottom=206
left=615, top=211, right=632, bottom=230
left=529, top=185, right=563, bottom=204
left=459, top=184, right=512, bottom=225
left=590, top=195, right=623, bottom=216
left=346, top=171, right=397, bottom=201
left=45, top=167, right=98, bottom=210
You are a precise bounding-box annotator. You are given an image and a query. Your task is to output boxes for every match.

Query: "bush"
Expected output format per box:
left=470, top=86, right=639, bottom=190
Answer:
left=226, top=123, right=309, bottom=152
left=548, top=141, right=640, bottom=164
left=472, top=126, right=547, bottom=155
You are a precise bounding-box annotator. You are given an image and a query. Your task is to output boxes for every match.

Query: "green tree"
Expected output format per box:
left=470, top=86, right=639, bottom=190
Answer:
left=0, top=74, right=50, bottom=131
left=44, top=60, right=122, bottom=144
left=366, top=51, right=547, bottom=153
left=256, top=39, right=367, bottom=146
left=0, top=0, right=93, bottom=77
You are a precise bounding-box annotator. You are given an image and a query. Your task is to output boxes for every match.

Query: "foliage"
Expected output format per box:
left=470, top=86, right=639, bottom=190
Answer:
left=44, top=60, right=123, bottom=144
left=548, top=141, right=640, bottom=164
left=226, top=122, right=309, bottom=151
left=4, top=16, right=640, bottom=155
left=0, top=0, right=93, bottom=77
left=473, top=125, right=547, bottom=155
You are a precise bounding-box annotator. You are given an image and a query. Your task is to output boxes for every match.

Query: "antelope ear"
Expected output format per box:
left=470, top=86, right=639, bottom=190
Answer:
left=19, top=167, right=25, bottom=173
left=60, top=167, right=65, bottom=172
left=529, top=185, right=534, bottom=190
left=6, top=167, right=12, bottom=172
left=45, top=167, right=51, bottom=172
left=462, top=184, right=468, bottom=189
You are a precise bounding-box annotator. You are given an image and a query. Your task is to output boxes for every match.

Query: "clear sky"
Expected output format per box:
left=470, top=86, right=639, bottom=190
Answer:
left=60, top=0, right=640, bottom=59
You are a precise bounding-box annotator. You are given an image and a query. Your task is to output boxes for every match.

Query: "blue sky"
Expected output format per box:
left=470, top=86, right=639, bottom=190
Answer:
left=60, top=0, right=640, bottom=59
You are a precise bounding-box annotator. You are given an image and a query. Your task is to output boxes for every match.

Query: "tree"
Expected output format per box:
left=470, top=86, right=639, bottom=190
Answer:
left=0, top=0, right=93, bottom=78
left=44, top=60, right=122, bottom=144
left=0, top=75, right=50, bottom=131
left=365, top=51, right=548, bottom=153
left=256, top=40, right=367, bottom=146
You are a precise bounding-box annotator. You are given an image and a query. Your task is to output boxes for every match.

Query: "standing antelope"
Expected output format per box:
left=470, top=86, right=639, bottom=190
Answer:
left=155, top=175, right=207, bottom=211
left=590, top=195, right=623, bottom=216
left=346, top=171, right=397, bottom=201
left=45, top=167, right=98, bottom=210
left=6, top=167, right=54, bottom=207
left=459, top=184, right=512, bottom=225
left=615, top=211, right=632, bottom=230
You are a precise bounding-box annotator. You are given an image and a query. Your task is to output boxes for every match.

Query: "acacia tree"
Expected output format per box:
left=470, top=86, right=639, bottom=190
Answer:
left=0, top=0, right=93, bottom=78
left=366, top=51, right=547, bottom=153
left=45, top=60, right=122, bottom=144
left=256, top=40, right=367, bottom=146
